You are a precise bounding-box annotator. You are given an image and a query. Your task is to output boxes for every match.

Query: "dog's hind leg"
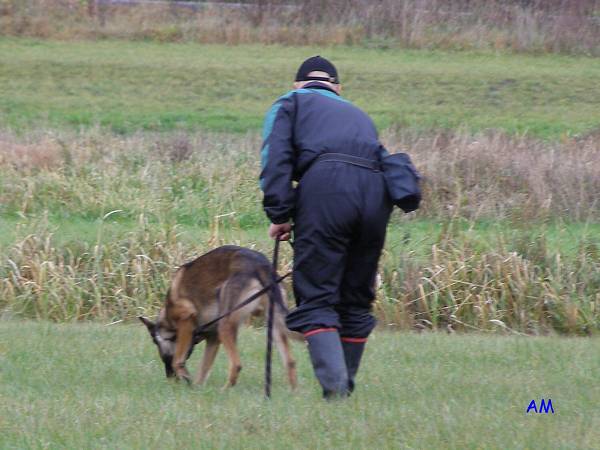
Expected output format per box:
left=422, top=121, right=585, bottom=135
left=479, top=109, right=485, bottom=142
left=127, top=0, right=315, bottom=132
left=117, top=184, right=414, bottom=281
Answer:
left=217, top=275, right=263, bottom=388
left=218, top=317, right=242, bottom=388
left=217, top=277, right=244, bottom=388
left=273, top=300, right=297, bottom=390
left=194, top=336, right=220, bottom=385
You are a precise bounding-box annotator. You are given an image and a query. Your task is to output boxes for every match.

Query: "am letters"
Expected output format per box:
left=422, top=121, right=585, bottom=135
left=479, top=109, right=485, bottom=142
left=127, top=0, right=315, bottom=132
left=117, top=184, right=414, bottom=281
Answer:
left=526, top=399, right=554, bottom=414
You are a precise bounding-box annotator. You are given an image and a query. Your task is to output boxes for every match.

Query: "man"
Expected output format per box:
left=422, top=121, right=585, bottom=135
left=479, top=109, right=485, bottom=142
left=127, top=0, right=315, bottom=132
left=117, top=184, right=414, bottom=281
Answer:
left=259, top=56, right=393, bottom=398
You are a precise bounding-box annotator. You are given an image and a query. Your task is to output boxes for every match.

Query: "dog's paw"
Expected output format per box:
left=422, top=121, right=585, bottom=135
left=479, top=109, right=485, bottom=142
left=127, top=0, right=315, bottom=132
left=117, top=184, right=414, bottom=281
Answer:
left=175, top=370, right=192, bottom=385
left=179, top=375, right=192, bottom=385
left=220, top=381, right=235, bottom=392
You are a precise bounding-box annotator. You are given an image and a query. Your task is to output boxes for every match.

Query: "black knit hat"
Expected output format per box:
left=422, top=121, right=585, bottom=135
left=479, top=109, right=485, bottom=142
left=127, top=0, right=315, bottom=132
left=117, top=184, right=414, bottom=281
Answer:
left=295, top=55, right=339, bottom=84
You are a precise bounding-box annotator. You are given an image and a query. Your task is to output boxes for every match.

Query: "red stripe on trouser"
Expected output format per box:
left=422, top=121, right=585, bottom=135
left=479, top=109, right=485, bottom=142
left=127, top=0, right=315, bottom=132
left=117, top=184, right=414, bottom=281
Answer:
left=340, top=337, right=368, bottom=343
left=303, top=328, right=337, bottom=338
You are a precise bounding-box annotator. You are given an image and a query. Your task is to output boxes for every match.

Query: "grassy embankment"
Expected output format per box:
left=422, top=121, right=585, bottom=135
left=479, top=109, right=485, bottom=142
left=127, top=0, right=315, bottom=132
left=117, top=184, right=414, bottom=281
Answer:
left=2, top=38, right=600, bottom=137
left=1, top=38, right=599, bottom=333
left=0, top=322, right=599, bottom=449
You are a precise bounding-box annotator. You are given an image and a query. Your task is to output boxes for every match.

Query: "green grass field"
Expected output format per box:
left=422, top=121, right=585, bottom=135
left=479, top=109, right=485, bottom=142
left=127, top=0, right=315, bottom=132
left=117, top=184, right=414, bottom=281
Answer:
left=1, top=21, right=600, bottom=450
left=1, top=38, right=600, bottom=137
left=1, top=322, right=599, bottom=449
left=1, top=33, right=600, bottom=450
left=1, top=37, right=599, bottom=332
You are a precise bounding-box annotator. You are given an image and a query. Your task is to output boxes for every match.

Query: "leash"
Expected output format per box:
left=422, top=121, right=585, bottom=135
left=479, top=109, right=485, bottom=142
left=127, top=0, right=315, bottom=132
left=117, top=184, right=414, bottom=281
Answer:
left=264, top=237, right=280, bottom=398
left=192, top=270, right=290, bottom=339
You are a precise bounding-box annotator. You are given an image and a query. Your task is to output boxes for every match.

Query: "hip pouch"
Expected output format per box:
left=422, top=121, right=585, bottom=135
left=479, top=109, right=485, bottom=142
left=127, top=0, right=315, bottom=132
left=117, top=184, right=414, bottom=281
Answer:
left=381, top=152, right=422, bottom=213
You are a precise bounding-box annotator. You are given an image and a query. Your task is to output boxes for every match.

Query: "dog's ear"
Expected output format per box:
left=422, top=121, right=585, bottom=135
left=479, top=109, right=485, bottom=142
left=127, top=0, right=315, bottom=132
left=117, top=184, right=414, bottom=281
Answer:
left=138, top=316, right=155, bottom=334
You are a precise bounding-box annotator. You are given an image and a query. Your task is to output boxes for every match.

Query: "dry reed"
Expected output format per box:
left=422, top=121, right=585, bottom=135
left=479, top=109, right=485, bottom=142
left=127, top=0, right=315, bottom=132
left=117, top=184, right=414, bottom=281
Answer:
left=1, top=0, right=599, bottom=55
left=1, top=128, right=599, bottom=333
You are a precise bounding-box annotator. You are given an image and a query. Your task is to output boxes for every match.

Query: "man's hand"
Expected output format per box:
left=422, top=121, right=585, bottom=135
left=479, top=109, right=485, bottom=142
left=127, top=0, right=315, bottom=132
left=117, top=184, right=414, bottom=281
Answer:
left=268, top=222, right=292, bottom=241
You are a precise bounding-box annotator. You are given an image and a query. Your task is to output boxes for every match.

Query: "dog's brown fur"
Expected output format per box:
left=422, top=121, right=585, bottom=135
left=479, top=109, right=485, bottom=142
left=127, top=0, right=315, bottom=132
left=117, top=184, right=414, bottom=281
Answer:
left=139, top=245, right=297, bottom=389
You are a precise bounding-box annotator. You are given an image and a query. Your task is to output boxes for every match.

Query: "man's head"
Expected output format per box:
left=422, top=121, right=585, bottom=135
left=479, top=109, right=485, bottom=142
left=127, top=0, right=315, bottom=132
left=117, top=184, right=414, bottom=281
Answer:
left=293, top=55, right=342, bottom=94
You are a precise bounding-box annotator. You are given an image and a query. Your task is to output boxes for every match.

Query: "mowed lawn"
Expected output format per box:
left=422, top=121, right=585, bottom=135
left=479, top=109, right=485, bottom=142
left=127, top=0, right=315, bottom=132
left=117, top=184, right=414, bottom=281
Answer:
left=1, top=38, right=600, bottom=137
left=0, top=322, right=599, bottom=449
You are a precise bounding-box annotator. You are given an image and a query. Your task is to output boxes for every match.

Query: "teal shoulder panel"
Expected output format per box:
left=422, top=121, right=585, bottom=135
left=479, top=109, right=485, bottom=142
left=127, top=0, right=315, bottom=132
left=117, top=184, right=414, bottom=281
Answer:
left=260, top=88, right=351, bottom=191
left=260, top=90, right=300, bottom=181
left=261, top=90, right=299, bottom=141
left=260, top=143, right=270, bottom=170
left=261, top=88, right=349, bottom=143
left=262, top=103, right=283, bottom=141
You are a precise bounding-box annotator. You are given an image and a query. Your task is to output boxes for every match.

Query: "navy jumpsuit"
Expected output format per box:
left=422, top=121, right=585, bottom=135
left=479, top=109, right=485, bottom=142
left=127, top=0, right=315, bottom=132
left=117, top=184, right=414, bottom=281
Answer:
left=259, top=83, right=392, bottom=340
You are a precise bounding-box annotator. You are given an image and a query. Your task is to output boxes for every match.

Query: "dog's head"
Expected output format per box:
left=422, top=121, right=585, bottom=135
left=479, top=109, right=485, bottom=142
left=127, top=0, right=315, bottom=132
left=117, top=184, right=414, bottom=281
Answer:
left=139, top=310, right=195, bottom=378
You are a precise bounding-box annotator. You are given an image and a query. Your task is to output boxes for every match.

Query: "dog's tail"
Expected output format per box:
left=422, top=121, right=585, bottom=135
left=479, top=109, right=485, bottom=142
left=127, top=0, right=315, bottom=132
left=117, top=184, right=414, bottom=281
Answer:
left=255, top=266, right=289, bottom=314
left=255, top=266, right=304, bottom=342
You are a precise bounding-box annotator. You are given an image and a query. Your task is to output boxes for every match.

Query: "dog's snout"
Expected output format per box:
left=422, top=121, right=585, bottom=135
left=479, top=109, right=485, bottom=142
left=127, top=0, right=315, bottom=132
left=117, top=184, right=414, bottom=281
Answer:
left=163, top=355, right=174, bottom=378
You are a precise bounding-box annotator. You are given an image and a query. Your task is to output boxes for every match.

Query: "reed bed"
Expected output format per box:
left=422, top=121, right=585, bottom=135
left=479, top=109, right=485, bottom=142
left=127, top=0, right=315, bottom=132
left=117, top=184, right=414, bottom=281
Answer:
left=1, top=129, right=599, bottom=333
left=376, top=235, right=600, bottom=336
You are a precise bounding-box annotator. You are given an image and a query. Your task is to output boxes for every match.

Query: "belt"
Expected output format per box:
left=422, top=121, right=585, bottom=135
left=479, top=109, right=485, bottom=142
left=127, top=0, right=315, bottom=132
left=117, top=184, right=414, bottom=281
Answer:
left=316, top=153, right=381, bottom=171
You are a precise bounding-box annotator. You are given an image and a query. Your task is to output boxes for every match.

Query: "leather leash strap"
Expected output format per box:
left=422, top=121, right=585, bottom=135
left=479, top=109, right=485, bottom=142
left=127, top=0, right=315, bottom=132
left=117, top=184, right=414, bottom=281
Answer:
left=264, top=237, right=281, bottom=398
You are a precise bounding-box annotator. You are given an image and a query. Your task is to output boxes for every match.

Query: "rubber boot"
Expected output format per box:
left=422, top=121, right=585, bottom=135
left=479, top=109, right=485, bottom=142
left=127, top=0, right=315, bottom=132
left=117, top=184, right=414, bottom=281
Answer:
left=305, top=330, right=349, bottom=399
left=342, top=339, right=366, bottom=393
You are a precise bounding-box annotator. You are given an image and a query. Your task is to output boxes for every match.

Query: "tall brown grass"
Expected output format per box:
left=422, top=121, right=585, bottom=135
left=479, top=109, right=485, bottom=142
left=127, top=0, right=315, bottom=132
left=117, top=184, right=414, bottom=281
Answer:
left=1, top=128, right=599, bottom=222
left=1, top=129, right=599, bottom=333
left=386, top=130, right=600, bottom=222
left=1, top=0, right=599, bottom=54
left=375, top=235, right=600, bottom=336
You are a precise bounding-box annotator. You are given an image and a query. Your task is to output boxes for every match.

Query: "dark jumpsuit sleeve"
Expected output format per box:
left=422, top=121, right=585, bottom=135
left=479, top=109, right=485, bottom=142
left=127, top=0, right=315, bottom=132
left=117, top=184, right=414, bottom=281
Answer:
left=259, top=93, right=296, bottom=224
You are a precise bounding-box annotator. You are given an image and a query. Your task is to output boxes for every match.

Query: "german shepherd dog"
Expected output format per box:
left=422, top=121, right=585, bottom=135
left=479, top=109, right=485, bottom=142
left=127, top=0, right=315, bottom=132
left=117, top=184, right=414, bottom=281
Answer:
left=139, top=245, right=297, bottom=389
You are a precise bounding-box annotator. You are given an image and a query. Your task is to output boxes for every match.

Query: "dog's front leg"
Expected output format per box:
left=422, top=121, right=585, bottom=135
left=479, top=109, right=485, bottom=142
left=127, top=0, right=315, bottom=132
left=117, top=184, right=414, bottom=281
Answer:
left=195, top=336, right=220, bottom=385
left=173, top=319, right=194, bottom=384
